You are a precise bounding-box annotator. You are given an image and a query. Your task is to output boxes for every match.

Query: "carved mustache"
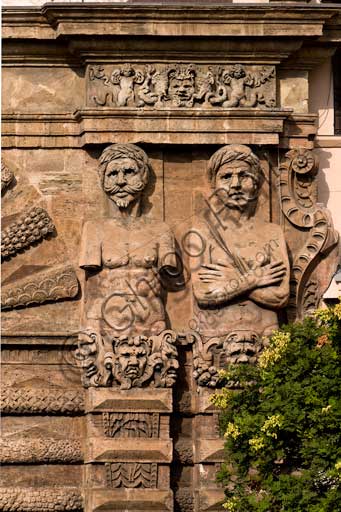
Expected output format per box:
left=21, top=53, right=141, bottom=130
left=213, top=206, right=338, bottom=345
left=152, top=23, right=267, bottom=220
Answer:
left=105, top=182, right=145, bottom=195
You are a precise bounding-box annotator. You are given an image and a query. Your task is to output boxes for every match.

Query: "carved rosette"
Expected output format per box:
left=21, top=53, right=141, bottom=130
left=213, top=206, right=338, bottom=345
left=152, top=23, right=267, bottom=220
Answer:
left=87, top=63, right=276, bottom=110
left=76, top=329, right=178, bottom=389
left=279, top=149, right=339, bottom=320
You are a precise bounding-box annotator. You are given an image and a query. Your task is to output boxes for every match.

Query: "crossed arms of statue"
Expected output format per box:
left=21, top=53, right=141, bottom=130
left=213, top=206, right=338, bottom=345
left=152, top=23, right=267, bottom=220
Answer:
left=191, top=224, right=290, bottom=310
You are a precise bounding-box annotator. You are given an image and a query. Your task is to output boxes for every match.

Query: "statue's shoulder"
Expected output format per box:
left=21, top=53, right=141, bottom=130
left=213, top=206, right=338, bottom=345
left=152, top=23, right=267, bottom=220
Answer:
left=256, top=219, right=285, bottom=238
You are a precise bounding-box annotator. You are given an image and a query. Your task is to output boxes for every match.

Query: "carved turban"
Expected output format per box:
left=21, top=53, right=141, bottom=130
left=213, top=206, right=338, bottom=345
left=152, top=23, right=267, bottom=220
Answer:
left=98, top=143, right=150, bottom=188
left=207, top=144, right=263, bottom=187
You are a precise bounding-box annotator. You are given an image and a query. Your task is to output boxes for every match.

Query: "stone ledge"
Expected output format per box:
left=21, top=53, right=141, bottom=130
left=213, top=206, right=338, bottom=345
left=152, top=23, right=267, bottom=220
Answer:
left=2, top=4, right=338, bottom=39
left=85, top=437, right=172, bottom=463
left=2, top=108, right=293, bottom=148
left=86, top=488, right=173, bottom=512
left=194, top=439, right=225, bottom=463
left=86, top=388, right=173, bottom=413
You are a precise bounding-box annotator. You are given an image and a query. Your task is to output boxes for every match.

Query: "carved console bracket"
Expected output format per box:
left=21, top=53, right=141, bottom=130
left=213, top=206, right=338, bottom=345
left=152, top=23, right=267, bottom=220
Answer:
left=279, top=149, right=339, bottom=320
left=76, top=329, right=178, bottom=390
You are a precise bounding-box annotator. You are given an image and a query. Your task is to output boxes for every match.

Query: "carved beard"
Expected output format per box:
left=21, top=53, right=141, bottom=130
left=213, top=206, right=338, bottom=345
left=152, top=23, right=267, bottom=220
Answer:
left=106, top=182, right=145, bottom=209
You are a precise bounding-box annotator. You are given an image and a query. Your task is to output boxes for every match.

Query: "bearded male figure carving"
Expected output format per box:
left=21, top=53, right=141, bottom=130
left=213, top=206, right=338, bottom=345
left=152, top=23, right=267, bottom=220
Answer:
left=80, top=143, right=177, bottom=339
left=191, top=145, right=290, bottom=373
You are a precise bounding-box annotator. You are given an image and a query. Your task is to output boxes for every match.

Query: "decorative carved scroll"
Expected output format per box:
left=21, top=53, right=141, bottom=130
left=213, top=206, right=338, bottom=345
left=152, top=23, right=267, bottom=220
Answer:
left=1, top=264, right=79, bottom=310
left=0, top=438, right=83, bottom=464
left=102, top=412, right=159, bottom=438
left=1, top=161, right=14, bottom=193
left=0, top=488, right=83, bottom=511
left=0, top=387, right=85, bottom=414
left=1, top=206, right=55, bottom=261
left=76, top=329, right=178, bottom=390
left=279, top=149, right=339, bottom=320
left=106, top=462, right=158, bottom=488
left=88, top=63, right=275, bottom=109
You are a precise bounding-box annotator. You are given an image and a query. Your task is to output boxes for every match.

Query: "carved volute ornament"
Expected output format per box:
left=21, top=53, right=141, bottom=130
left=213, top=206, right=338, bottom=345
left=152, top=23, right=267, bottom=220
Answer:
left=78, top=144, right=179, bottom=388
left=190, top=144, right=290, bottom=386
left=279, top=148, right=339, bottom=321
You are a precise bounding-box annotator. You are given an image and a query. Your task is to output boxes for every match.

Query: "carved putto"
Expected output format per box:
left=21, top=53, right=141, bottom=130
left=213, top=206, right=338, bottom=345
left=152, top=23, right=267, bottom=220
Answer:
left=88, top=62, right=275, bottom=109
left=75, top=329, right=178, bottom=389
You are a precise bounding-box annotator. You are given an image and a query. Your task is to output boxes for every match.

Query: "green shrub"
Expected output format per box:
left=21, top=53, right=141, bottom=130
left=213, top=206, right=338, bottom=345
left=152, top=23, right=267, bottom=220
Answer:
left=210, top=301, right=341, bottom=512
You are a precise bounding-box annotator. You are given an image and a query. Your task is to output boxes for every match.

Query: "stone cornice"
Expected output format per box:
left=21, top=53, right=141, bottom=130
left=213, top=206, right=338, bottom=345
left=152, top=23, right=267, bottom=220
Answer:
left=2, top=108, right=295, bottom=147
left=2, top=4, right=339, bottom=40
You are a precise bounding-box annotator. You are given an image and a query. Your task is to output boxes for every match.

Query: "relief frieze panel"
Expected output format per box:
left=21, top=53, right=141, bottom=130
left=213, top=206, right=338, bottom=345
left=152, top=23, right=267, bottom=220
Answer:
left=87, top=63, right=276, bottom=110
left=105, top=462, right=158, bottom=489
left=101, top=412, right=159, bottom=438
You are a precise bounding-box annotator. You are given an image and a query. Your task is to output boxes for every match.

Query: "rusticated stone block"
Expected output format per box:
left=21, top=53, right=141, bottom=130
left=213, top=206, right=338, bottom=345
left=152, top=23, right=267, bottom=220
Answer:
left=0, top=438, right=83, bottom=464
left=0, top=487, right=83, bottom=511
left=0, top=387, right=84, bottom=414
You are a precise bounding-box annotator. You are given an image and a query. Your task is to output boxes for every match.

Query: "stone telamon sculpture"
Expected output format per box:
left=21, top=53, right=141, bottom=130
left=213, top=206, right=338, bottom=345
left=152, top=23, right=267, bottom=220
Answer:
left=190, top=144, right=290, bottom=386
left=78, top=144, right=178, bottom=388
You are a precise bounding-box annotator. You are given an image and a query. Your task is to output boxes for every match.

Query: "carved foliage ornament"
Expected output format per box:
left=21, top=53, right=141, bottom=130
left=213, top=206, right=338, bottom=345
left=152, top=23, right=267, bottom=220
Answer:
left=106, top=462, right=158, bottom=488
left=102, top=412, right=159, bottom=438
left=76, top=329, right=178, bottom=390
left=88, top=63, right=275, bottom=109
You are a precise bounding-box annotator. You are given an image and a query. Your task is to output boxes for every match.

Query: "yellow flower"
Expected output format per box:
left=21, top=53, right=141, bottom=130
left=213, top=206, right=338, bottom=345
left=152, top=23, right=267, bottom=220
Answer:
left=260, top=414, right=282, bottom=439
left=249, top=436, right=266, bottom=452
left=224, top=422, right=241, bottom=440
left=223, top=497, right=239, bottom=511
left=258, top=332, right=290, bottom=369
left=334, top=461, right=341, bottom=472
left=321, top=405, right=332, bottom=413
left=209, top=388, right=232, bottom=409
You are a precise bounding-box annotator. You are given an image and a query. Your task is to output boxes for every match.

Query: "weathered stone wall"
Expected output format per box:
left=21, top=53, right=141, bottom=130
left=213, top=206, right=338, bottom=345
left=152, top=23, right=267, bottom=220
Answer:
left=2, top=2, right=340, bottom=511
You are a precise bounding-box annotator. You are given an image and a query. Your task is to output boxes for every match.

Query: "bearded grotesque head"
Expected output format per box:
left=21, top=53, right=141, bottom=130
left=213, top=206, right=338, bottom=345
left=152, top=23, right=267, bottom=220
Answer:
left=98, top=143, right=150, bottom=209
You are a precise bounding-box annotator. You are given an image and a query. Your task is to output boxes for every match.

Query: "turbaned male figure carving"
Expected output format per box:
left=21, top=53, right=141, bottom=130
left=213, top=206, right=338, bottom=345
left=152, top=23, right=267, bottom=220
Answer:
left=191, top=144, right=290, bottom=369
left=79, top=143, right=177, bottom=339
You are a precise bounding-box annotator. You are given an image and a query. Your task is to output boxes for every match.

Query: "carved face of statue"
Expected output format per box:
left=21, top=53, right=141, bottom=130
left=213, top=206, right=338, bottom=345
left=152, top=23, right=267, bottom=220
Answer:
left=161, top=344, right=179, bottom=386
left=215, top=160, right=258, bottom=211
left=116, top=342, right=148, bottom=380
left=103, top=157, right=146, bottom=208
left=169, top=78, right=195, bottom=104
